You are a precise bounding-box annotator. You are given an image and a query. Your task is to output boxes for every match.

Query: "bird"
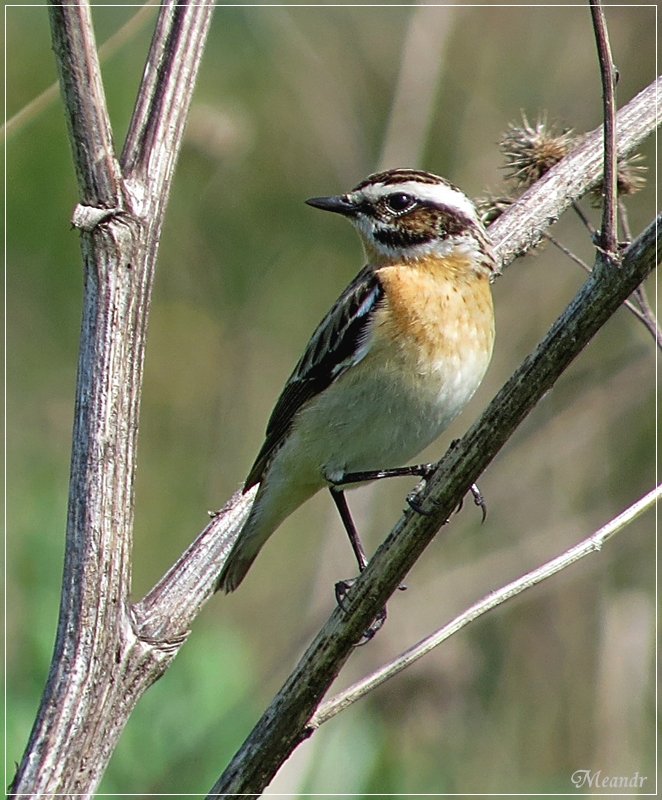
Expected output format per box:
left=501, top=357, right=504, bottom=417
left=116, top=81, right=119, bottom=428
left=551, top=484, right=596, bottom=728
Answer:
left=217, top=168, right=497, bottom=594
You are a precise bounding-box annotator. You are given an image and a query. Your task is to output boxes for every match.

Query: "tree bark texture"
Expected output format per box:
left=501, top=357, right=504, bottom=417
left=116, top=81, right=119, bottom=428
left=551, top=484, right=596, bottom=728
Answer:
left=10, top=1, right=215, bottom=797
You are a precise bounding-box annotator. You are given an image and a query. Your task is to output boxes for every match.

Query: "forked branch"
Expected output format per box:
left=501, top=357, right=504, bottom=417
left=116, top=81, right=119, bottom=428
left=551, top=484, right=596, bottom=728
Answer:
left=10, top=1, right=215, bottom=796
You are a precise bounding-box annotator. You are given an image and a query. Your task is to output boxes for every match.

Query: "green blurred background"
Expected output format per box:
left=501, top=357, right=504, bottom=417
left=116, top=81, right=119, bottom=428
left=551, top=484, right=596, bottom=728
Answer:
left=6, top=1, right=656, bottom=796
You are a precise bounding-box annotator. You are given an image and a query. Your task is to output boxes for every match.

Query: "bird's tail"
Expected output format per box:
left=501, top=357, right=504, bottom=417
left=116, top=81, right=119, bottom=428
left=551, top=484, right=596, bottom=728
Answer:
left=216, top=476, right=319, bottom=593
left=215, top=508, right=269, bottom=593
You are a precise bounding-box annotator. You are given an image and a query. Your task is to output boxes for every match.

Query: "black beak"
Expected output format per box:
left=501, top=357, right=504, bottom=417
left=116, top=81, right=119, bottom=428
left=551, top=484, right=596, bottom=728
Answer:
left=305, top=194, right=357, bottom=217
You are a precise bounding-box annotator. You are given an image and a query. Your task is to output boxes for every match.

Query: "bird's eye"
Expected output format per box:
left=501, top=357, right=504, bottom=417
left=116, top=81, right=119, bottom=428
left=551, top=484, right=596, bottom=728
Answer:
left=385, top=192, right=415, bottom=213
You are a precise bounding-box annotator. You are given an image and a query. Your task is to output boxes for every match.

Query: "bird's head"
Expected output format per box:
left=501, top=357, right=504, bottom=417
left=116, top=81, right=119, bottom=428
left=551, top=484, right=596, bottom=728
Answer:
left=306, top=168, right=495, bottom=275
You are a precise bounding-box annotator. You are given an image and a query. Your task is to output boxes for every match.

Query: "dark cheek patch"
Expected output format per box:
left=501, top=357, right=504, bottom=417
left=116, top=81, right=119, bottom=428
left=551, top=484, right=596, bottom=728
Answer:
left=373, top=205, right=474, bottom=249
left=373, top=226, right=433, bottom=249
left=404, top=207, right=442, bottom=236
left=435, top=206, right=473, bottom=237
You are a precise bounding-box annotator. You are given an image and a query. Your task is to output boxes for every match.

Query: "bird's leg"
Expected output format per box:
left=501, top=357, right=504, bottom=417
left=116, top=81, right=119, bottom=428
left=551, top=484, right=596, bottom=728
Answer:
left=328, top=482, right=408, bottom=589
left=331, top=463, right=436, bottom=485
left=336, top=450, right=488, bottom=523
left=331, top=463, right=438, bottom=519
left=329, top=487, right=387, bottom=642
left=329, top=486, right=368, bottom=572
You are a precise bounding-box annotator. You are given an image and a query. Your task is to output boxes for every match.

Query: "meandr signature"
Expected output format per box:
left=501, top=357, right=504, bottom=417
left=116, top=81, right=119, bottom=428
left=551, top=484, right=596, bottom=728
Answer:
left=571, top=769, right=647, bottom=790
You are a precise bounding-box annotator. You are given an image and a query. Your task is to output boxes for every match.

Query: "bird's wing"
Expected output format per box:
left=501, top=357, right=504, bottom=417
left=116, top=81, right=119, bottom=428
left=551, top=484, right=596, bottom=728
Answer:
left=244, top=264, right=384, bottom=490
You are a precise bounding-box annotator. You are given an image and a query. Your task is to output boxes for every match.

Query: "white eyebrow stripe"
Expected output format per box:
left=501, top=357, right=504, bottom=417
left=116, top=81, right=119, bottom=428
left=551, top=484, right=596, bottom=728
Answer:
left=357, top=180, right=477, bottom=220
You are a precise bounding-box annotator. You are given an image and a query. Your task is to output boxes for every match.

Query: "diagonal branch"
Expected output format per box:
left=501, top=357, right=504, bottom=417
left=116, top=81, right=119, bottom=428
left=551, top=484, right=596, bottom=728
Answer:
left=209, top=211, right=659, bottom=799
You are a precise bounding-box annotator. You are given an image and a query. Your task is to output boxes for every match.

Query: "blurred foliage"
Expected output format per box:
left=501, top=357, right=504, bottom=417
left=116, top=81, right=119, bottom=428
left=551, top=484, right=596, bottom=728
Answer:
left=6, top=2, right=656, bottom=797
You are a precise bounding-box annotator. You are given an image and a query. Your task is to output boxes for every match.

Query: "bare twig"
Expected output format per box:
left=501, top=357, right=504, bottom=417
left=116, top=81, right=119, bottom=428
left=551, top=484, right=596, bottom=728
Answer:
left=544, top=231, right=660, bottom=342
left=589, top=0, right=619, bottom=261
left=311, top=485, right=660, bottom=727
left=631, top=284, right=662, bottom=348
left=572, top=199, right=598, bottom=236
left=620, top=201, right=662, bottom=348
left=544, top=231, right=593, bottom=272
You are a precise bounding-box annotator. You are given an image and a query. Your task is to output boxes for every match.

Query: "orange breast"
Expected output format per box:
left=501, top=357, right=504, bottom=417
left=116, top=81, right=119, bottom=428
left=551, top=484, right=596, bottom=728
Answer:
left=373, top=255, right=495, bottom=370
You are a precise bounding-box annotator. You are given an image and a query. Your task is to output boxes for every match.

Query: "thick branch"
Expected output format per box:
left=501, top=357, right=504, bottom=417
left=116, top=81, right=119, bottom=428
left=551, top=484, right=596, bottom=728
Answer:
left=209, top=213, right=659, bottom=799
left=10, top=1, right=214, bottom=797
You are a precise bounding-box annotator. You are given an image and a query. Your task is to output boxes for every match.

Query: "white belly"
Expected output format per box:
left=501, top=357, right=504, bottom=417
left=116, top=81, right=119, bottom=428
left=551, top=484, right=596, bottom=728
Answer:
left=274, top=341, right=491, bottom=486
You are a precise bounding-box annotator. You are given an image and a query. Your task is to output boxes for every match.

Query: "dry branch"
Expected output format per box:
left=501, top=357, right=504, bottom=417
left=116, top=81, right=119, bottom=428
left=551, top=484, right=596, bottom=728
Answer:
left=10, top=1, right=215, bottom=796
left=208, top=208, right=659, bottom=798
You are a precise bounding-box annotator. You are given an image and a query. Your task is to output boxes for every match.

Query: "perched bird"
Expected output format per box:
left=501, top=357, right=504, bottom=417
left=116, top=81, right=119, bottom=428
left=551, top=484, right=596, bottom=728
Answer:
left=217, top=168, right=496, bottom=593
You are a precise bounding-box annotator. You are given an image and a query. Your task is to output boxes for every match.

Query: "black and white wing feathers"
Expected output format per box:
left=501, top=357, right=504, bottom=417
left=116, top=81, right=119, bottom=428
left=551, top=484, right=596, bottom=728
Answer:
left=244, top=265, right=384, bottom=490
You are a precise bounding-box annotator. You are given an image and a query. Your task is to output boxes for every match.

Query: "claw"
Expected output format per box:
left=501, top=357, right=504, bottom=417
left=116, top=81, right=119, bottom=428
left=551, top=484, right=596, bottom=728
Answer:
left=334, top=578, right=389, bottom=644
left=357, top=607, right=387, bottom=644
left=470, top=483, right=488, bottom=523
left=334, top=578, right=354, bottom=612
left=406, top=488, right=434, bottom=516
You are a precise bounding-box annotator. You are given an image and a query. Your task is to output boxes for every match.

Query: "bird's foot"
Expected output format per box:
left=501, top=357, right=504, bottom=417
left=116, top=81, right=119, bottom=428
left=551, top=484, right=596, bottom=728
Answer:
left=406, top=456, right=487, bottom=525
left=454, top=483, right=487, bottom=522
left=405, top=462, right=439, bottom=517
left=334, top=578, right=388, bottom=644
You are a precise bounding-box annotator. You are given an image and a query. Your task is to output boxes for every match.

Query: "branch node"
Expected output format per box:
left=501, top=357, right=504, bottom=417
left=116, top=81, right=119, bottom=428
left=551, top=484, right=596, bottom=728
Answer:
left=71, top=203, right=124, bottom=232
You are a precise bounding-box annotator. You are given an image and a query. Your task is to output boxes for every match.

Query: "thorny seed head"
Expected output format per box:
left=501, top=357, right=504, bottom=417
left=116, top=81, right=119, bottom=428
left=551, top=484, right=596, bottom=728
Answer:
left=589, top=152, right=647, bottom=207
left=500, top=113, right=575, bottom=188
